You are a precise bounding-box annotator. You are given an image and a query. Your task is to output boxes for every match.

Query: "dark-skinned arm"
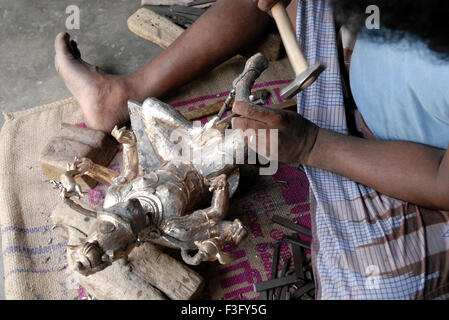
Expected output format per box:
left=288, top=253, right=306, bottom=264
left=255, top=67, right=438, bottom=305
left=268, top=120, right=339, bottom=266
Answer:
left=127, top=0, right=299, bottom=101
left=128, top=0, right=273, bottom=100
left=308, top=128, right=449, bottom=210
left=232, top=101, right=449, bottom=211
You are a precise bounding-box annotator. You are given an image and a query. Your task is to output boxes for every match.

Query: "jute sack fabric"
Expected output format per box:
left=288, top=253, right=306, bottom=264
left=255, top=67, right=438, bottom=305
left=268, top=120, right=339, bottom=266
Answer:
left=0, top=56, right=312, bottom=299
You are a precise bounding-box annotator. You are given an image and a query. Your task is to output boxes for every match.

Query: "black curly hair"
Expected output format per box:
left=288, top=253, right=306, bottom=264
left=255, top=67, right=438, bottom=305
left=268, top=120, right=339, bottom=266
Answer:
left=329, top=0, right=449, bottom=59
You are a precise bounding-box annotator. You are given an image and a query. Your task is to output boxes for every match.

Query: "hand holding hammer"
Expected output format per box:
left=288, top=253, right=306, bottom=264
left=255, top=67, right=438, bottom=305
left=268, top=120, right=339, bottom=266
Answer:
left=217, top=0, right=325, bottom=124
left=254, top=0, right=326, bottom=98
left=229, top=0, right=323, bottom=164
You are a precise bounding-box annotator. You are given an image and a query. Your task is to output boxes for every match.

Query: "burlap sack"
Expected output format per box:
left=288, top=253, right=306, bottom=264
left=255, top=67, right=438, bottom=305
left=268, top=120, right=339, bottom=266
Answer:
left=0, top=55, right=311, bottom=300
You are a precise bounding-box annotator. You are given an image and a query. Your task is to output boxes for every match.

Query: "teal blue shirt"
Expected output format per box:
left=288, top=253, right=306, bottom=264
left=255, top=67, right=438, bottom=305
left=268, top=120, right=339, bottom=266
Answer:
left=350, top=34, right=449, bottom=150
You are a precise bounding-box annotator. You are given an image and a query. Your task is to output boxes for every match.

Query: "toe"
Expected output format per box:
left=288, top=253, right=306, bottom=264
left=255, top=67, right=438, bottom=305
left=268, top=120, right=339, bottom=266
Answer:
left=70, top=40, right=81, bottom=59
left=55, top=32, right=79, bottom=59
left=55, top=32, right=70, bottom=54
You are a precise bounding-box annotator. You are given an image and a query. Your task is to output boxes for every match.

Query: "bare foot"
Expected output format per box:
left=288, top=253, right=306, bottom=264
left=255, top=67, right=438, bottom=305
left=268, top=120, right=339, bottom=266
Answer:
left=54, top=32, right=132, bottom=132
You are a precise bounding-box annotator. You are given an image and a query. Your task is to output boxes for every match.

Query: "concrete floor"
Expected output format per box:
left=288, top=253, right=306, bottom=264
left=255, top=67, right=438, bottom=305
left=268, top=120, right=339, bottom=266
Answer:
left=0, top=0, right=163, bottom=299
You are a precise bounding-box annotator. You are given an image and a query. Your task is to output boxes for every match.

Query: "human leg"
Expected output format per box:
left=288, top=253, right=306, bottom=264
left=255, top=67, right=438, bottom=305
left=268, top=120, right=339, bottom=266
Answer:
left=55, top=0, right=272, bottom=132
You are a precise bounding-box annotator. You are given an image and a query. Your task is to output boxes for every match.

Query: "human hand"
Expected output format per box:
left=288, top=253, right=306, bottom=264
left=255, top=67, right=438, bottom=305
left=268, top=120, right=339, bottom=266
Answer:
left=252, top=0, right=289, bottom=12
left=231, top=100, right=319, bottom=164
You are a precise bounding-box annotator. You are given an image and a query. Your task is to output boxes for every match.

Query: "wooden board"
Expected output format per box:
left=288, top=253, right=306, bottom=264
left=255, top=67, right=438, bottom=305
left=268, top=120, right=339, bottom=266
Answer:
left=39, top=123, right=117, bottom=190
left=127, top=8, right=184, bottom=49
left=51, top=202, right=205, bottom=300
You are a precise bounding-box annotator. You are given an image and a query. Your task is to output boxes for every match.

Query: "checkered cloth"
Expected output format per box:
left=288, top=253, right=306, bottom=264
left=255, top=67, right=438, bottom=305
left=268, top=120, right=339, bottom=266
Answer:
left=296, top=0, right=449, bottom=299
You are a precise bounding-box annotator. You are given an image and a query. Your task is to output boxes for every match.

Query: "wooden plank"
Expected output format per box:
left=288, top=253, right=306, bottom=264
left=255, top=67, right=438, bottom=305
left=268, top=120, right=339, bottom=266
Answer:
left=39, top=123, right=117, bottom=190
left=127, top=8, right=184, bottom=49
left=129, top=242, right=205, bottom=300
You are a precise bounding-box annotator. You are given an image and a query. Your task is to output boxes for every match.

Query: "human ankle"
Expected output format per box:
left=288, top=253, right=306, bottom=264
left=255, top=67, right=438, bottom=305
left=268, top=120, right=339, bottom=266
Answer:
left=123, top=73, right=155, bottom=103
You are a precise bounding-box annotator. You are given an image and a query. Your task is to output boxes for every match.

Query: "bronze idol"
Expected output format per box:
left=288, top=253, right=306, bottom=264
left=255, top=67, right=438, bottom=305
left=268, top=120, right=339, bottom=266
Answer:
left=55, top=53, right=269, bottom=276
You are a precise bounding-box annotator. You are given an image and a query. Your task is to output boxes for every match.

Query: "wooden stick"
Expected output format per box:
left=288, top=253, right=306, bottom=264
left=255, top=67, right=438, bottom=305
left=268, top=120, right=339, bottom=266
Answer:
left=271, top=2, right=308, bottom=75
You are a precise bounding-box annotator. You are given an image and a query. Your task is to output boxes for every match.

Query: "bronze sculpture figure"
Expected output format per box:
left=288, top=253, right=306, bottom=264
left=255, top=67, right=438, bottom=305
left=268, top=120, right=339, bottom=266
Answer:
left=55, top=53, right=269, bottom=276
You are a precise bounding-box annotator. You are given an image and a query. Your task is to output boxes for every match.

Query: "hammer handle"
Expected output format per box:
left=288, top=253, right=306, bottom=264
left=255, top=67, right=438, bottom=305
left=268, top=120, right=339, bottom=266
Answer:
left=271, top=2, right=308, bottom=75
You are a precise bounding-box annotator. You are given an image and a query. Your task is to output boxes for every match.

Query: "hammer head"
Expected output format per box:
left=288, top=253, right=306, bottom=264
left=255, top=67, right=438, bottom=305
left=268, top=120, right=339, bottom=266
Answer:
left=281, top=62, right=326, bottom=99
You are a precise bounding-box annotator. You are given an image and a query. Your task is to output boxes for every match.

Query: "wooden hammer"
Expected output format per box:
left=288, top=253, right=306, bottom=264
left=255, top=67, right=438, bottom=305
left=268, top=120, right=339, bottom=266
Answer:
left=271, top=1, right=326, bottom=99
